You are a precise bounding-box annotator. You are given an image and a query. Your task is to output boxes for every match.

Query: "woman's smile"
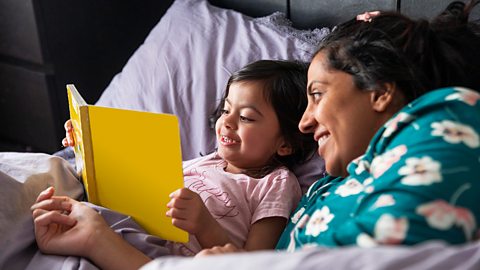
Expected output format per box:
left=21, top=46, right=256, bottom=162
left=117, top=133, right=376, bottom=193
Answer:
left=315, top=131, right=331, bottom=157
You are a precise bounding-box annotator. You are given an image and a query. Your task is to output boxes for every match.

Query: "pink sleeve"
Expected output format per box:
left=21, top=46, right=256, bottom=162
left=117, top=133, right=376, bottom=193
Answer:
left=250, top=169, right=302, bottom=224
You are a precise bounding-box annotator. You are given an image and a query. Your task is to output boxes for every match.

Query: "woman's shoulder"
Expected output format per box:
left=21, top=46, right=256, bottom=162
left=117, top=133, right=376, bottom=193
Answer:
left=408, top=87, right=480, bottom=113
left=374, top=87, right=480, bottom=145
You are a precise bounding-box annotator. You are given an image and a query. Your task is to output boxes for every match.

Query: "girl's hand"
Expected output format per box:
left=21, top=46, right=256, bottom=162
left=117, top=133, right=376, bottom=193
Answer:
left=31, top=187, right=109, bottom=258
left=166, top=188, right=232, bottom=248
left=62, top=119, right=76, bottom=147
left=166, top=188, right=213, bottom=235
left=195, top=243, right=243, bottom=257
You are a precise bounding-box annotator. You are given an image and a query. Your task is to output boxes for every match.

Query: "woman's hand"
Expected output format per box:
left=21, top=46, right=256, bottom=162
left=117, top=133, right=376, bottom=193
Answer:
left=31, top=187, right=109, bottom=258
left=62, top=119, right=76, bottom=147
left=31, top=187, right=151, bottom=270
left=195, top=243, right=244, bottom=257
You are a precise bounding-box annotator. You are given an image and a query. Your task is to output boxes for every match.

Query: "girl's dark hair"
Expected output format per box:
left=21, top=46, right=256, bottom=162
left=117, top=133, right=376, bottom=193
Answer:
left=316, top=0, right=480, bottom=102
left=210, top=60, right=316, bottom=177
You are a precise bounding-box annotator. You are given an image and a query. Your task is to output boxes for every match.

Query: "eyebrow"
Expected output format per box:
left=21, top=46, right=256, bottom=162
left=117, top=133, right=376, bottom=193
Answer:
left=307, top=80, right=327, bottom=92
left=225, top=98, right=264, bottom=117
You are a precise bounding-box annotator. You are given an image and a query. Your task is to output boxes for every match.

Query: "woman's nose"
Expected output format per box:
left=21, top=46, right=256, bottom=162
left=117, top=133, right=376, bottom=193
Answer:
left=298, top=109, right=316, bottom=134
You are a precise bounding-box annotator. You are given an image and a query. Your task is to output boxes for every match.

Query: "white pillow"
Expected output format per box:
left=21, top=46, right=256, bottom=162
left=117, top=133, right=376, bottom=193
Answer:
left=95, top=0, right=329, bottom=190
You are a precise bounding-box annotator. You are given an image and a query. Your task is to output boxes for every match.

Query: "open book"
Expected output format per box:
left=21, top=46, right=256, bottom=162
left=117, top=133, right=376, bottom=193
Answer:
left=66, top=84, right=188, bottom=243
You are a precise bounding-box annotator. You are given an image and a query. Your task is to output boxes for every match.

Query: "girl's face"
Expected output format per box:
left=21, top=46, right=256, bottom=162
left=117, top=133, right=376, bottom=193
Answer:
left=215, top=81, right=291, bottom=174
left=299, top=52, right=391, bottom=177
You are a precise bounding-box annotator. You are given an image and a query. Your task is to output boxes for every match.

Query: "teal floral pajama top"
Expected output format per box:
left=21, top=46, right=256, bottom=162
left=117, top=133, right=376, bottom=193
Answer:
left=277, top=87, right=480, bottom=250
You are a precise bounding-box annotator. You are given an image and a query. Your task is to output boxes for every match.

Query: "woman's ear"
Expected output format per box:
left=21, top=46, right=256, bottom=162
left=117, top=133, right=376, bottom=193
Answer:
left=370, top=83, right=397, bottom=112
left=277, top=143, right=293, bottom=156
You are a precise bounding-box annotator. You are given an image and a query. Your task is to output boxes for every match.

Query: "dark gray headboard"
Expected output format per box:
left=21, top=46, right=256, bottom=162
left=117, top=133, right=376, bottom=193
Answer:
left=209, top=0, right=479, bottom=29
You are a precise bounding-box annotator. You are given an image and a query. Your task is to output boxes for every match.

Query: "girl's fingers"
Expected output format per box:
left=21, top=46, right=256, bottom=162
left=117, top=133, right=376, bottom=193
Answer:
left=64, top=120, right=73, bottom=131
left=66, top=132, right=75, bottom=146
left=166, top=197, right=190, bottom=209
left=169, top=188, right=194, bottom=200
left=166, top=208, right=188, bottom=220
left=64, top=120, right=75, bottom=146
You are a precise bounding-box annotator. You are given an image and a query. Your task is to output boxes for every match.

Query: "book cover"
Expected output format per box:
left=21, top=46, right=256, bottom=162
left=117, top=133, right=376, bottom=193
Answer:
left=66, top=84, right=188, bottom=243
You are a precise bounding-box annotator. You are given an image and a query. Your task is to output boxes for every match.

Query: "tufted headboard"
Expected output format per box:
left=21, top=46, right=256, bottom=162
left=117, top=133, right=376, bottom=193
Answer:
left=209, top=0, right=480, bottom=29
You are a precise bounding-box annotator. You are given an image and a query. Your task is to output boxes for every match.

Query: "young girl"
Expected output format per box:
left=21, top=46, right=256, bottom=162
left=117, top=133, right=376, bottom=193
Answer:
left=32, top=60, right=316, bottom=266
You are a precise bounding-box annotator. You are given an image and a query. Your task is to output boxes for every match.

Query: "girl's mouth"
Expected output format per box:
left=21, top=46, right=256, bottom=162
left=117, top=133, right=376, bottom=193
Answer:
left=220, top=135, right=238, bottom=145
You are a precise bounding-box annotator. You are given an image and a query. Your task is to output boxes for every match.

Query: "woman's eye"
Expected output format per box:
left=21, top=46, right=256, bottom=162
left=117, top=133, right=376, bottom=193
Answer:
left=309, top=90, right=324, bottom=102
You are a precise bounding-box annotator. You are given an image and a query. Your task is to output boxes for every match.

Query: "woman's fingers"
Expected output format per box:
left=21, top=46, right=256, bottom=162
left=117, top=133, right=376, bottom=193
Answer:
left=195, top=244, right=241, bottom=257
left=35, top=186, right=55, bottom=203
left=31, top=196, right=73, bottom=213
left=33, top=208, right=76, bottom=227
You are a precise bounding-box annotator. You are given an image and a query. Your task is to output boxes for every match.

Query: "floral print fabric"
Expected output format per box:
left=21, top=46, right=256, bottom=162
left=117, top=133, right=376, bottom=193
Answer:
left=277, top=87, right=480, bottom=251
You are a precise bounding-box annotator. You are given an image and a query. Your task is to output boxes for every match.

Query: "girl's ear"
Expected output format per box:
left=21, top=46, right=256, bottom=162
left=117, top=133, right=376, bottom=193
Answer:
left=277, top=143, right=293, bottom=156
left=370, top=82, right=397, bottom=112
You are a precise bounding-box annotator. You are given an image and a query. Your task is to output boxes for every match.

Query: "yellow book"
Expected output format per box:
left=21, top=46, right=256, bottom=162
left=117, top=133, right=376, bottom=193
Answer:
left=66, top=84, right=188, bottom=243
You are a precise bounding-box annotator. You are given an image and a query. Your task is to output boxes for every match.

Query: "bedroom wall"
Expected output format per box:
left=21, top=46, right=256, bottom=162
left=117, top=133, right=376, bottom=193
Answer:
left=0, top=0, right=174, bottom=153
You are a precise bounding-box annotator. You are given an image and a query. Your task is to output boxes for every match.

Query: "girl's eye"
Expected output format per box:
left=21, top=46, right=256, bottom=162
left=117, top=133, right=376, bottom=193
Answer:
left=220, top=109, right=229, bottom=115
left=240, top=115, right=254, bottom=122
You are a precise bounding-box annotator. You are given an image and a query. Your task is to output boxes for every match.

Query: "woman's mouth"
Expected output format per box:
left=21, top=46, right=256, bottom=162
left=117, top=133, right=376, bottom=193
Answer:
left=315, top=132, right=331, bottom=156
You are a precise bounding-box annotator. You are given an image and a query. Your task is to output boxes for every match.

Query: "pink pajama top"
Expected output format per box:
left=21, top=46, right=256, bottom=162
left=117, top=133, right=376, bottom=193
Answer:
left=167, top=152, right=302, bottom=255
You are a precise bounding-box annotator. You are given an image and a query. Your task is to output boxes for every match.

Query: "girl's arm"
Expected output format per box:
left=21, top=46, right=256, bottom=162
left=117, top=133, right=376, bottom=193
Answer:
left=243, top=217, right=287, bottom=250
left=167, top=188, right=287, bottom=251
left=194, top=217, right=287, bottom=256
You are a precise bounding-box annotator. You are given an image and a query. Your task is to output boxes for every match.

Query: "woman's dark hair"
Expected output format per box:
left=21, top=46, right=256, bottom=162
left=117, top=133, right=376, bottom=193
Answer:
left=210, top=60, right=317, bottom=177
left=316, top=0, right=480, bottom=102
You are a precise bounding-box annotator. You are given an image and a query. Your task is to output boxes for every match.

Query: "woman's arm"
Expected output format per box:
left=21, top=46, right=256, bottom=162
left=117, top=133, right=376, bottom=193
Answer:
left=32, top=187, right=151, bottom=270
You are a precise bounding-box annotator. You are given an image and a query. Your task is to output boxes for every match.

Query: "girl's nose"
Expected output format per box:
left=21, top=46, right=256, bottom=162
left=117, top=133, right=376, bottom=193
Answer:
left=223, top=114, right=237, bottom=130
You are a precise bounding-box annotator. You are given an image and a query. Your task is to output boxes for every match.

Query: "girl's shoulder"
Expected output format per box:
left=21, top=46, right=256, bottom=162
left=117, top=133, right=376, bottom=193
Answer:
left=182, top=152, right=223, bottom=170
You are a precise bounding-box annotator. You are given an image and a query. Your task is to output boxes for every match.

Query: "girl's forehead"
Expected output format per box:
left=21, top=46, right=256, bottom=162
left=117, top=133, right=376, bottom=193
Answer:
left=228, top=81, right=269, bottom=99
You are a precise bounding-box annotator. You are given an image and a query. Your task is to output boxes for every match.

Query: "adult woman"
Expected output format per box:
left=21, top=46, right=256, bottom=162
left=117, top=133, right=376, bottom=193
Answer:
left=277, top=0, right=480, bottom=250
left=200, top=0, right=480, bottom=255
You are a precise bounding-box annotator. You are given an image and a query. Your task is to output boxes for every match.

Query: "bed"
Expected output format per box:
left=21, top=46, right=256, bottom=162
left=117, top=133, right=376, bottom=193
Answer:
left=1, top=0, right=480, bottom=269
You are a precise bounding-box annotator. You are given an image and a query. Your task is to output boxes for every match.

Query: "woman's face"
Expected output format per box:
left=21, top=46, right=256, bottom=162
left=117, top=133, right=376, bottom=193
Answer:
left=299, top=52, right=390, bottom=177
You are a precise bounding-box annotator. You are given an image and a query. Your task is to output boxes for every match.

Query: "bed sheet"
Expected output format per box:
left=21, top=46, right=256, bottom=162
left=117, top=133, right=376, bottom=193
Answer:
left=0, top=152, right=172, bottom=270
